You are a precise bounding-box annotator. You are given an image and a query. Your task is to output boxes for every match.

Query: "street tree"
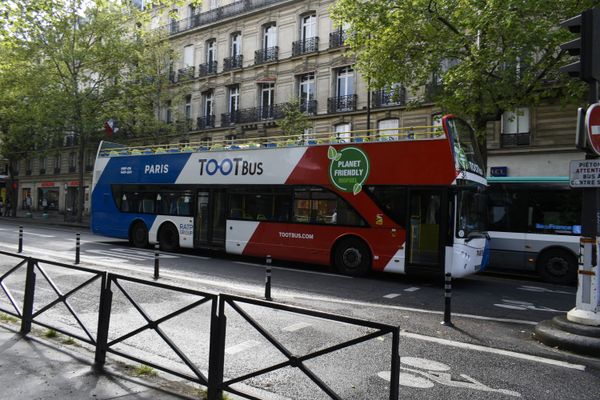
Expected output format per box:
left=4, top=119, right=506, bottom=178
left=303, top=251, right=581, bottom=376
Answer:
left=0, top=0, right=179, bottom=222
left=331, top=0, right=595, bottom=151
left=277, top=98, right=313, bottom=140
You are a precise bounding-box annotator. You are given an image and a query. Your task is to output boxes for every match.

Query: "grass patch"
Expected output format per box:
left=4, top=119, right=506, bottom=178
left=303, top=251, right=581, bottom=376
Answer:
left=133, top=364, right=158, bottom=377
left=196, top=389, right=231, bottom=400
left=43, top=329, right=57, bottom=338
left=0, top=313, right=19, bottom=324
left=62, top=337, right=76, bottom=345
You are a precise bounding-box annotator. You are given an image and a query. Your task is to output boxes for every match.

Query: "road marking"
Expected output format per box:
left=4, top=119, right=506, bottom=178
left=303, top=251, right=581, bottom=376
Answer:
left=494, top=299, right=566, bottom=313
left=233, top=261, right=353, bottom=279
left=518, top=285, right=573, bottom=295
left=404, top=287, right=420, bottom=292
left=234, top=261, right=263, bottom=267
left=383, top=293, right=401, bottom=299
left=282, top=322, right=312, bottom=332
left=401, top=331, right=586, bottom=371
left=225, top=340, right=260, bottom=355
left=22, top=232, right=55, bottom=238
left=287, top=293, right=539, bottom=326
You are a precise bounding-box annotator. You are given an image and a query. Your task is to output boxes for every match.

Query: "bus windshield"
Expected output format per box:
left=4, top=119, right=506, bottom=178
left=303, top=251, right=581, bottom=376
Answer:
left=445, top=117, right=485, bottom=177
left=456, top=187, right=487, bottom=238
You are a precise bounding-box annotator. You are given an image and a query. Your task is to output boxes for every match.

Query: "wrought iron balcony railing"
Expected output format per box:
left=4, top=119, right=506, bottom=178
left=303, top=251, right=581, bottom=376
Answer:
left=223, top=55, right=243, bottom=71
left=255, top=46, right=278, bottom=65
left=372, top=87, right=407, bottom=108
left=162, top=0, right=286, bottom=36
left=300, top=100, right=317, bottom=115
left=501, top=132, right=530, bottom=147
left=177, top=67, right=195, bottom=80
left=221, top=111, right=241, bottom=125
left=329, top=30, right=347, bottom=49
left=198, top=62, right=218, bottom=77
left=292, top=37, right=319, bottom=56
left=327, top=94, right=357, bottom=113
left=197, top=115, right=216, bottom=130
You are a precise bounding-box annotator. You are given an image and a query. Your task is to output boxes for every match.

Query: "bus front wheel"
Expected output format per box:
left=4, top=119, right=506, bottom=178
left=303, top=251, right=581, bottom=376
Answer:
left=537, top=249, right=577, bottom=285
left=334, top=238, right=371, bottom=276
left=158, top=223, right=180, bottom=252
left=130, top=222, right=149, bottom=248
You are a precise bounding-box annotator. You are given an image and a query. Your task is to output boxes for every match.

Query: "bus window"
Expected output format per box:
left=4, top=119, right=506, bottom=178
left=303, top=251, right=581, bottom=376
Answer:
left=365, top=186, right=407, bottom=226
left=293, top=187, right=365, bottom=226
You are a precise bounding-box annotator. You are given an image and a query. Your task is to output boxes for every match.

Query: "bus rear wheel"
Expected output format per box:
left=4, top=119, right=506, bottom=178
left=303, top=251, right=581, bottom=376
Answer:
left=537, top=249, right=577, bottom=285
left=334, top=238, right=371, bottom=276
left=130, top=222, right=148, bottom=248
left=159, top=223, right=180, bottom=252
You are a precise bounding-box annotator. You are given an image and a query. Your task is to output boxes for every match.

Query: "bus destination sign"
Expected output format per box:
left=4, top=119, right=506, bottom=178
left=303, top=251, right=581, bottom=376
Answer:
left=570, top=159, right=600, bottom=187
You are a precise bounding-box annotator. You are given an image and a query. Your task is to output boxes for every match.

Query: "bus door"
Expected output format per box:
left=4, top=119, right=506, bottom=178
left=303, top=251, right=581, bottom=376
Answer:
left=406, top=189, right=446, bottom=270
left=195, top=189, right=227, bottom=248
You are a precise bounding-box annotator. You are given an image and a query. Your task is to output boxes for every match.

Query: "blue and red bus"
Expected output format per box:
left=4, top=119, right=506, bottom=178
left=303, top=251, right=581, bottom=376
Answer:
left=91, top=115, right=487, bottom=277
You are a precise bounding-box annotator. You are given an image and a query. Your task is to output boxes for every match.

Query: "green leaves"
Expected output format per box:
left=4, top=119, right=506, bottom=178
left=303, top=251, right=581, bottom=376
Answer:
left=327, top=146, right=338, bottom=160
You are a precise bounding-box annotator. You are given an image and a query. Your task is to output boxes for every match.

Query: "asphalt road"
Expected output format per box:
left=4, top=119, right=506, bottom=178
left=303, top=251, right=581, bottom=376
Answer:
left=0, top=220, right=598, bottom=399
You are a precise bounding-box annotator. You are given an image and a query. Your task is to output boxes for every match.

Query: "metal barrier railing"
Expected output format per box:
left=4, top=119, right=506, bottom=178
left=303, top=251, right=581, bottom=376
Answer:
left=211, top=294, right=400, bottom=400
left=0, top=250, right=400, bottom=399
left=95, top=273, right=218, bottom=386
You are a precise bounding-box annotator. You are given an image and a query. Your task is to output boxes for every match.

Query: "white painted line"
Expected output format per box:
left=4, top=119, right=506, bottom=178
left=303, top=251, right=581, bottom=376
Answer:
left=383, top=293, right=401, bottom=299
left=404, top=287, right=420, bottom=292
left=287, top=293, right=539, bottom=326
left=22, top=232, right=55, bottom=238
left=234, top=261, right=353, bottom=279
left=282, top=322, right=312, bottom=332
left=225, top=340, right=260, bottom=355
left=401, top=331, right=586, bottom=371
left=234, top=261, right=263, bottom=267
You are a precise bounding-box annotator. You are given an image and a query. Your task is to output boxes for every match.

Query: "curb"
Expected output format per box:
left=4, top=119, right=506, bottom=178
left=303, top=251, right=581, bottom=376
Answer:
left=0, top=215, right=89, bottom=230
left=534, top=316, right=600, bottom=357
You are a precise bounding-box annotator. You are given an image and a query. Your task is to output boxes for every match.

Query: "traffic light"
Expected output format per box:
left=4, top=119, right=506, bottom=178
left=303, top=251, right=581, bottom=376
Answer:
left=560, top=8, right=600, bottom=82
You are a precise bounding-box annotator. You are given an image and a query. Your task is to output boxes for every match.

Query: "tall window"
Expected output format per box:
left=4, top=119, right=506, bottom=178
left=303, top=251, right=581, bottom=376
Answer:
left=210, top=0, right=219, bottom=10
left=184, top=95, right=192, bottom=120
left=188, top=4, right=196, bottom=17
left=260, top=83, right=274, bottom=119
left=54, top=154, right=61, bottom=172
left=337, top=66, right=354, bottom=97
left=206, top=39, right=216, bottom=65
left=502, top=108, right=530, bottom=134
left=299, top=73, right=315, bottom=112
left=301, top=14, right=316, bottom=41
left=335, top=123, right=352, bottom=143
left=229, top=85, right=240, bottom=113
left=69, top=152, right=76, bottom=171
left=378, top=119, right=400, bottom=141
left=183, top=45, right=194, bottom=68
left=203, top=90, right=214, bottom=118
left=165, top=101, right=172, bottom=123
left=231, top=32, right=241, bottom=57
left=263, top=24, right=277, bottom=49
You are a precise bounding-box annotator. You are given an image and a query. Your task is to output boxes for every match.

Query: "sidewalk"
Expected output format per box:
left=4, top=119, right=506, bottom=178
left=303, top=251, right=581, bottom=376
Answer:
left=0, top=209, right=90, bottom=229
left=0, top=324, right=196, bottom=400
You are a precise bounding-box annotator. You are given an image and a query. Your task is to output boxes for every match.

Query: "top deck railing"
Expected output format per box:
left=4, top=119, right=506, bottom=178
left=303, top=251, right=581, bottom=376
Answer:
left=98, top=125, right=445, bottom=158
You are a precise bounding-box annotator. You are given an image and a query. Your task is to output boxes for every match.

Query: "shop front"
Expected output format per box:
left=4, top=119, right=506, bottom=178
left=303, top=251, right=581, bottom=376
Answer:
left=37, top=182, right=59, bottom=211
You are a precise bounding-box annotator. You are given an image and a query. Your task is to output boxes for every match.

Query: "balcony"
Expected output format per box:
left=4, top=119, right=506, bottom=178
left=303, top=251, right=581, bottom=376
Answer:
left=177, top=67, right=195, bottom=81
left=255, top=46, right=278, bottom=65
left=39, top=168, right=46, bottom=175
left=168, top=71, right=177, bottom=83
left=162, top=0, right=287, bottom=36
left=54, top=167, right=61, bottom=174
left=198, top=61, right=218, bottom=77
left=501, top=132, right=530, bottom=147
left=329, top=30, right=347, bottom=49
left=221, top=111, right=241, bottom=125
left=328, top=94, right=357, bottom=113
left=85, top=165, right=93, bottom=172
left=25, top=170, right=31, bottom=176
left=197, top=115, right=216, bottom=130
left=372, top=87, right=407, bottom=108
left=292, top=37, right=319, bottom=56
left=69, top=166, right=76, bottom=173
left=223, top=55, right=243, bottom=71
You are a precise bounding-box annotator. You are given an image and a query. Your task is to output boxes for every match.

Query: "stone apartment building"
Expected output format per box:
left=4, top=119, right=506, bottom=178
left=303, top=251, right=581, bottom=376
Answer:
left=0, top=0, right=585, bottom=214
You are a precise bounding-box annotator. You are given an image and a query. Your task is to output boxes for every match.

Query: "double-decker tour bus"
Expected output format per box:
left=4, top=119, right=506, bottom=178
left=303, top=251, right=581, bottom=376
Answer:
left=91, top=115, right=487, bottom=277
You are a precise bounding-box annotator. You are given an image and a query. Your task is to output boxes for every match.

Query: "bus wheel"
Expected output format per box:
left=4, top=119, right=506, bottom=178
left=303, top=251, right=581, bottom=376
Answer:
left=159, top=223, right=180, bottom=252
left=537, top=249, right=577, bottom=285
left=130, top=222, right=148, bottom=248
left=334, top=238, right=371, bottom=276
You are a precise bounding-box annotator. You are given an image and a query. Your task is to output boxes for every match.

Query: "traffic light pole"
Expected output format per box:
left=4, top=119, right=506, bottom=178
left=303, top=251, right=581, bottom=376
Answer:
left=567, top=80, right=600, bottom=327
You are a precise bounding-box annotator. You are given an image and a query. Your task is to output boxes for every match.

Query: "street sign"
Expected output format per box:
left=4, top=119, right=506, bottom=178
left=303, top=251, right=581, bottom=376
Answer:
left=570, top=159, right=600, bottom=187
left=585, top=103, right=600, bottom=155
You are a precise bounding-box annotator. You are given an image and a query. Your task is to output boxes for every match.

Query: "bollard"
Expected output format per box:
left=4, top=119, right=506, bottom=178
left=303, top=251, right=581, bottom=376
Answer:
left=441, top=272, right=453, bottom=327
left=264, top=255, right=272, bottom=301
left=18, top=226, right=23, bottom=253
left=75, top=233, right=81, bottom=264
left=154, top=243, right=160, bottom=280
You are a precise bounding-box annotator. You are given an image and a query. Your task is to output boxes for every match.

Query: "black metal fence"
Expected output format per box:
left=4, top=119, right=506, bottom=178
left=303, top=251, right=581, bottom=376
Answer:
left=0, top=250, right=400, bottom=400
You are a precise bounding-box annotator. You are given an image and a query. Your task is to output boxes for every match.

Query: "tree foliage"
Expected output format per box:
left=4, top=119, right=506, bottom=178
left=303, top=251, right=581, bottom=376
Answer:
left=0, top=0, right=179, bottom=220
left=277, top=98, right=312, bottom=138
left=331, top=0, right=595, bottom=133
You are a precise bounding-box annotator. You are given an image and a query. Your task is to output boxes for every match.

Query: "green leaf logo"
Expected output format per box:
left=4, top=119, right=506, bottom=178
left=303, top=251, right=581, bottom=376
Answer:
left=327, top=146, right=338, bottom=160
left=328, top=146, right=370, bottom=195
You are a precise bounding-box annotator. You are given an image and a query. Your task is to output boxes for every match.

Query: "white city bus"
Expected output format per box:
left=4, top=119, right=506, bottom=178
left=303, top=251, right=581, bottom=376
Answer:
left=487, top=176, right=581, bottom=284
